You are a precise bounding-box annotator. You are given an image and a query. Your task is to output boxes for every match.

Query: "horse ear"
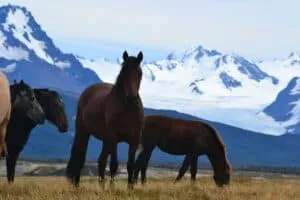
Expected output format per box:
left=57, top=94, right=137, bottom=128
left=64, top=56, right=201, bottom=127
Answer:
left=20, top=80, right=24, bottom=85
left=123, top=51, right=129, bottom=61
left=137, top=51, right=143, bottom=63
left=13, top=79, right=17, bottom=84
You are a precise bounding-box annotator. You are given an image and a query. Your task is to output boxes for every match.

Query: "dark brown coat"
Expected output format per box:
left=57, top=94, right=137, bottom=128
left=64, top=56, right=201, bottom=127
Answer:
left=66, top=51, right=144, bottom=189
left=134, top=115, right=232, bottom=187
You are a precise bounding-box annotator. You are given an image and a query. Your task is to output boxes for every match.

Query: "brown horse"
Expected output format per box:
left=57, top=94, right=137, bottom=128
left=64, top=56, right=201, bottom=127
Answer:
left=134, top=115, right=232, bottom=187
left=66, top=51, right=144, bottom=189
left=0, top=71, right=11, bottom=158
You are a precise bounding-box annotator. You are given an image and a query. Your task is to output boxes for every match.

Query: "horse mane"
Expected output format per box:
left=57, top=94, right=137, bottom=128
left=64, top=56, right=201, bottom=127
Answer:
left=114, top=62, right=128, bottom=95
left=203, top=123, right=226, bottom=150
left=113, top=58, right=139, bottom=96
left=34, top=88, right=59, bottom=96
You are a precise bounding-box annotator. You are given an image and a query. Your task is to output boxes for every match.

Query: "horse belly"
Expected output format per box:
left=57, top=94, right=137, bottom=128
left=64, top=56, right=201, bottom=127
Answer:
left=158, top=137, right=193, bottom=155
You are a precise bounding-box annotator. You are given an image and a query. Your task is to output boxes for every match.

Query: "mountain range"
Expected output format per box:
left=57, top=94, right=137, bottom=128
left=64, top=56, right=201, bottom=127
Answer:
left=81, top=47, right=300, bottom=135
left=0, top=4, right=299, bottom=167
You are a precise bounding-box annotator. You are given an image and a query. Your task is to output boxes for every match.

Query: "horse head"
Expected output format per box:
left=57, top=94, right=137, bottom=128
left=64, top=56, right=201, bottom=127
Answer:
left=34, top=88, right=68, bottom=133
left=115, top=51, right=143, bottom=102
left=10, top=80, right=45, bottom=124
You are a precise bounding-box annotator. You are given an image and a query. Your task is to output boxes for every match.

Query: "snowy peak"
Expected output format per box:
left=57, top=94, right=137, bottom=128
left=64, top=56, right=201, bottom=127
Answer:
left=143, top=44, right=279, bottom=99
left=0, top=4, right=71, bottom=69
left=0, top=4, right=100, bottom=92
left=229, top=54, right=278, bottom=84
left=167, top=45, right=221, bottom=61
left=287, top=52, right=300, bottom=66
left=263, top=77, right=300, bottom=134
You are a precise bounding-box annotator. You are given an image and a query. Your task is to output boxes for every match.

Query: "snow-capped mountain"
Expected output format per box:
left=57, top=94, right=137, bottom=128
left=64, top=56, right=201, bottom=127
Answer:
left=80, top=45, right=292, bottom=136
left=1, top=4, right=298, bottom=136
left=143, top=45, right=281, bottom=106
left=0, top=5, right=100, bottom=92
left=259, top=52, right=300, bottom=90
left=263, top=77, right=300, bottom=134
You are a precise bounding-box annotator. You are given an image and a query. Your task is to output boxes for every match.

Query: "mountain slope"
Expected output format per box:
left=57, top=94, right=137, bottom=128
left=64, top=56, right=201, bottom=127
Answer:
left=19, top=90, right=300, bottom=167
left=263, top=77, right=300, bottom=134
left=79, top=52, right=286, bottom=136
left=0, top=5, right=100, bottom=92
left=0, top=4, right=298, bottom=136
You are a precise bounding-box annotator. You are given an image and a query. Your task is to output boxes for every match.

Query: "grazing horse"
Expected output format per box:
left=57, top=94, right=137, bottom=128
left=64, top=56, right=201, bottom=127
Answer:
left=66, top=51, right=144, bottom=189
left=134, top=115, right=232, bottom=187
left=0, top=72, right=11, bottom=158
left=6, top=88, right=68, bottom=183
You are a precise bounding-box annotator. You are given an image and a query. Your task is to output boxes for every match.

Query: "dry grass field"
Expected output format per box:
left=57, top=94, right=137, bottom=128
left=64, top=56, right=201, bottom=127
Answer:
left=0, top=176, right=299, bottom=200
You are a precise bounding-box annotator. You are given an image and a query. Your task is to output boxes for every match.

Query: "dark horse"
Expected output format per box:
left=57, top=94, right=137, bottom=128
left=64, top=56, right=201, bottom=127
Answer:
left=6, top=87, right=68, bottom=182
left=66, top=51, right=144, bottom=189
left=134, top=115, right=232, bottom=187
left=9, top=80, right=45, bottom=125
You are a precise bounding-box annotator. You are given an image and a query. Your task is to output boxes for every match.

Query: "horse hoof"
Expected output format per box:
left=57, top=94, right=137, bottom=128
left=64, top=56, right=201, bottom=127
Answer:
left=109, top=180, right=116, bottom=190
left=98, top=179, right=105, bottom=190
left=132, top=178, right=138, bottom=185
left=127, top=183, right=134, bottom=190
left=98, top=178, right=105, bottom=183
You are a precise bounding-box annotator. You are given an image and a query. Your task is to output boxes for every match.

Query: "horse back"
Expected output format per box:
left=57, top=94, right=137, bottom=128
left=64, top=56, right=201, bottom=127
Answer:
left=144, top=115, right=202, bottom=138
left=143, top=115, right=218, bottom=154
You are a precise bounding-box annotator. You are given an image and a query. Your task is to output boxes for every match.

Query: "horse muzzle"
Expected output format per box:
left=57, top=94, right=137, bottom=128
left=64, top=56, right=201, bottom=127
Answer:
left=28, top=109, right=46, bottom=124
left=58, top=122, right=69, bottom=133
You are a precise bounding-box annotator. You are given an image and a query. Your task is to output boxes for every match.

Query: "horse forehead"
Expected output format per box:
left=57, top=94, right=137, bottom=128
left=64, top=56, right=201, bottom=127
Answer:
left=126, top=58, right=139, bottom=66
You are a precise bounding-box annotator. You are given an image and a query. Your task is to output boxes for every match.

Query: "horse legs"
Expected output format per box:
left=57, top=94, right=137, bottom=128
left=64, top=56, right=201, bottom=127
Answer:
left=127, top=143, right=138, bottom=189
left=0, top=122, right=8, bottom=158
left=109, top=141, right=119, bottom=181
left=190, top=155, right=198, bottom=183
left=66, top=123, right=90, bottom=187
left=133, top=149, right=145, bottom=183
left=174, top=154, right=192, bottom=183
left=134, top=146, right=154, bottom=185
left=98, top=142, right=110, bottom=182
left=6, top=153, right=18, bottom=183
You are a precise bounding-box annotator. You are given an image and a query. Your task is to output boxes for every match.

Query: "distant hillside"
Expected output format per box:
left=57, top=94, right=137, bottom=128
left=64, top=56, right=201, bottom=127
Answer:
left=19, top=90, right=300, bottom=167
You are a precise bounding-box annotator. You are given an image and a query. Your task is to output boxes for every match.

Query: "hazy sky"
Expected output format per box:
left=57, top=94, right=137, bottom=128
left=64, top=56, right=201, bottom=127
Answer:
left=0, top=0, right=299, bottom=61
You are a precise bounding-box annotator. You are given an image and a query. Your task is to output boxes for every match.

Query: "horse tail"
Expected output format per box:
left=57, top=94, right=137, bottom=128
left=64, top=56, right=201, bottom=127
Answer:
left=66, top=112, right=90, bottom=186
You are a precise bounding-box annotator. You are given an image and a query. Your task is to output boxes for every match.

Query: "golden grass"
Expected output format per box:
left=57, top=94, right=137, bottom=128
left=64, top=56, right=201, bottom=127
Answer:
left=0, top=176, right=299, bottom=200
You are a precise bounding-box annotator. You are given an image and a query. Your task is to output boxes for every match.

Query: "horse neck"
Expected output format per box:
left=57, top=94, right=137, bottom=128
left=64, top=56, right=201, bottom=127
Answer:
left=112, top=78, right=126, bottom=101
left=111, top=86, right=139, bottom=105
left=6, top=111, right=36, bottom=155
left=9, top=109, right=37, bottom=133
left=207, top=149, right=225, bottom=175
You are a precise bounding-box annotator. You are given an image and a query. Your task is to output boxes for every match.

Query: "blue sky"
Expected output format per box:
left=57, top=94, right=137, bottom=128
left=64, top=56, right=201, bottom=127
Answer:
left=1, top=0, right=300, bottom=61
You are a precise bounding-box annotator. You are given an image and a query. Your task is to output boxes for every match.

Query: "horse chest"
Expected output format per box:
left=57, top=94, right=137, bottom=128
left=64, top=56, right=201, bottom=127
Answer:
left=114, top=114, right=138, bottom=134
